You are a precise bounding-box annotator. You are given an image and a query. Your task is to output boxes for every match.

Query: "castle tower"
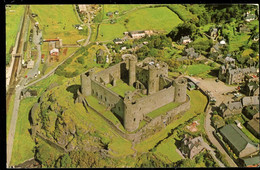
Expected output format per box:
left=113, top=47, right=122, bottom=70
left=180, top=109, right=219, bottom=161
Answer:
left=148, top=65, right=159, bottom=95
left=81, top=69, right=94, bottom=96
left=123, top=91, right=140, bottom=132
left=128, top=55, right=137, bottom=86
left=173, top=77, right=187, bottom=103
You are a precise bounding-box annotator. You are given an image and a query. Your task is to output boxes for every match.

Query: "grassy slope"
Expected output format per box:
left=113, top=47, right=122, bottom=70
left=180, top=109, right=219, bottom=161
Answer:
left=146, top=102, right=180, bottom=119
left=30, top=5, right=85, bottom=44
left=6, top=5, right=25, bottom=65
left=135, top=90, right=207, bottom=153
left=97, top=7, right=183, bottom=41
left=10, top=97, right=37, bottom=165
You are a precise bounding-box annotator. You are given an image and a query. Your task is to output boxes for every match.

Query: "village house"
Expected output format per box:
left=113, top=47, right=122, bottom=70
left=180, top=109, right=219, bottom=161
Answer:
left=218, top=124, right=259, bottom=158
left=253, top=34, right=259, bottom=41
left=219, top=101, right=243, bottom=117
left=50, top=48, right=59, bottom=56
left=106, top=12, right=113, bottom=17
left=27, top=59, right=35, bottom=69
left=184, top=47, right=199, bottom=59
left=247, top=113, right=260, bottom=138
left=113, top=38, right=124, bottom=44
left=245, top=12, right=256, bottom=22
left=239, top=24, right=251, bottom=33
left=96, top=49, right=105, bottom=64
left=242, top=96, right=259, bottom=107
left=180, top=35, right=192, bottom=45
left=78, top=5, right=87, bottom=13
left=180, top=135, right=205, bottom=159
left=241, top=155, right=260, bottom=167
left=20, top=89, right=37, bottom=99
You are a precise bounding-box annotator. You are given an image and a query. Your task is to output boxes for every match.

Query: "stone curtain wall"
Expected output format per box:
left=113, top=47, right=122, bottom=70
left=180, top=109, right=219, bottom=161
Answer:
left=95, top=62, right=121, bottom=84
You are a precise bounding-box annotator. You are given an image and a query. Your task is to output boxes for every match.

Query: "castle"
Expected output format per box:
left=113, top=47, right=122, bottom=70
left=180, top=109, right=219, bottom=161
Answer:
left=81, top=54, right=188, bottom=132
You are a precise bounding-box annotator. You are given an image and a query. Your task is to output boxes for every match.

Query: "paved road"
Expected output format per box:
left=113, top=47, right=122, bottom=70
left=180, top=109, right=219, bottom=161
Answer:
left=205, top=107, right=238, bottom=167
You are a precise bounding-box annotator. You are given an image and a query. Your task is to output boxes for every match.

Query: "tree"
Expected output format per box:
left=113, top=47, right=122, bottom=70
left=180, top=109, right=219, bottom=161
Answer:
left=60, top=154, right=72, bottom=167
left=211, top=115, right=225, bottom=129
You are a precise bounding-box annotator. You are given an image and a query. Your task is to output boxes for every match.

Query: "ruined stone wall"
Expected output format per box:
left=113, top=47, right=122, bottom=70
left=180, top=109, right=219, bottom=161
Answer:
left=124, top=95, right=190, bottom=143
left=159, top=76, right=172, bottom=90
left=95, top=63, right=121, bottom=84
left=90, top=80, right=124, bottom=118
left=136, top=65, right=149, bottom=88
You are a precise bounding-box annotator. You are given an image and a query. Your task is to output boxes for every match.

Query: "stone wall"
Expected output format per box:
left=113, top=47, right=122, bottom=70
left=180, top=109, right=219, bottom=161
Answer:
left=90, top=79, right=124, bottom=118
left=95, top=63, right=121, bottom=84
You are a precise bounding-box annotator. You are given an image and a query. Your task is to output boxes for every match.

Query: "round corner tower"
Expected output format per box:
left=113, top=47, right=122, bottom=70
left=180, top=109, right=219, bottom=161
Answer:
left=173, top=77, right=187, bottom=103
left=123, top=91, right=140, bottom=132
left=81, top=69, right=94, bottom=96
left=128, top=55, right=137, bottom=86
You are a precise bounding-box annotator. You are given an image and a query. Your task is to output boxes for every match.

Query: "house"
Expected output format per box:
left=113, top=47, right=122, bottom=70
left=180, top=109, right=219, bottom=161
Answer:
left=78, top=5, right=87, bottom=13
left=180, top=36, right=192, bottom=45
left=21, top=89, right=37, bottom=99
left=96, top=49, right=105, bottom=64
left=247, top=115, right=260, bottom=138
left=187, top=82, right=196, bottom=91
left=180, top=135, right=205, bottom=159
left=242, top=96, right=259, bottom=107
left=106, top=12, right=113, bottom=17
left=219, top=101, right=243, bottom=117
left=239, top=24, right=251, bottom=33
left=244, top=81, right=259, bottom=96
left=113, top=38, right=124, bottom=44
left=219, top=124, right=259, bottom=158
left=114, top=11, right=119, bottom=15
left=50, top=48, right=59, bottom=56
left=220, top=39, right=226, bottom=45
left=184, top=48, right=199, bottom=59
left=129, top=30, right=146, bottom=39
left=245, top=13, right=256, bottom=22
left=241, top=155, right=260, bottom=167
left=27, top=59, right=34, bottom=69
left=210, top=27, right=218, bottom=38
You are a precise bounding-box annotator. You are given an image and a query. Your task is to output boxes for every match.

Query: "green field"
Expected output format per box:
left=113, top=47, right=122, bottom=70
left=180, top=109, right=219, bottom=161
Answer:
left=177, top=64, right=213, bottom=77
left=10, top=97, right=37, bottom=166
left=30, top=5, right=85, bottom=44
left=135, top=89, right=207, bottom=153
left=96, top=7, right=183, bottom=41
left=6, top=5, right=25, bottom=65
left=154, top=137, right=182, bottom=163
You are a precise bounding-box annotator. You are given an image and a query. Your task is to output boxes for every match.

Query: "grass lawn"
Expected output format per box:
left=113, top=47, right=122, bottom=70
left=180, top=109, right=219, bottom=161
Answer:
left=6, top=5, right=25, bottom=65
left=6, top=94, right=15, bottom=141
left=109, top=79, right=136, bottom=97
left=241, top=124, right=259, bottom=144
left=146, top=102, right=180, bottom=119
left=135, top=89, right=207, bottom=153
left=30, top=5, right=85, bottom=44
left=85, top=95, right=126, bottom=132
left=96, top=7, right=183, bottom=41
left=177, top=64, right=213, bottom=77
left=10, top=97, right=37, bottom=166
left=154, top=137, right=182, bottom=163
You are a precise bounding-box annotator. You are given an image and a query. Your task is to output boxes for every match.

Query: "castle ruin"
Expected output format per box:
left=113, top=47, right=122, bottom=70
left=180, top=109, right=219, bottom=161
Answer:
left=81, top=54, right=189, bottom=132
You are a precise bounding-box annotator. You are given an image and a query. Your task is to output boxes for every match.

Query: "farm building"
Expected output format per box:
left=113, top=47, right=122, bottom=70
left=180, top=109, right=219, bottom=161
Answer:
left=113, top=38, right=124, bottom=44
left=180, top=35, right=192, bottom=45
left=219, top=124, right=259, bottom=158
left=129, top=30, right=146, bottom=39
left=50, top=48, right=59, bottom=56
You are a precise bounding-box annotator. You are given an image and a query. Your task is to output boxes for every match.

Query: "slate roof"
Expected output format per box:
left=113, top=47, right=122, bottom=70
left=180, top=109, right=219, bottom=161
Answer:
left=219, top=124, right=257, bottom=153
left=242, top=155, right=260, bottom=166
left=227, top=101, right=243, bottom=110
left=242, top=96, right=259, bottom=106
left=248, top=118, right=260, bottom=135
left=225, top=56, right=235, bottom=63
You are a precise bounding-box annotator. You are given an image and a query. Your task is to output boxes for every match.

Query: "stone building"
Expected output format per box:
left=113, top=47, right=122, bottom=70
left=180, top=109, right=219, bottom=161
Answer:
left=180, top=135, right=205, bottom=159
left=96, top=49, right=105, bottom=64
left=219, top=124, right=259, bottom=158
left=129, top=31, right=146, bottom=39
left=219, top=101, right=243, bottom=117
left=218, top=57, right=258, bottom=85
left=81, top=54, right=188, bottom=132
left=247, top=114, right=260, bottom=138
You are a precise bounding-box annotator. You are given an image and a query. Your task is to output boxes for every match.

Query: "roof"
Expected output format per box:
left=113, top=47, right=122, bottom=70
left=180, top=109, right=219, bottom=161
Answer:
left=50, top=48, right=59, bottom=54
left=242, top=96, right=259, bottom=106
left=130, top=30, right=145, bottom=35
left=181, top=36, right=190, bottom=41
left=113, top=38, right=123, bottom=42
left=227, top=101, right=242, bottom=110
left=225, top=56, right=235, bottom=63
left=242, top=156, right=260, bottom=166
left=219, top=124, right=257, bottom=152
left=248, top=118, right=260, bottom=134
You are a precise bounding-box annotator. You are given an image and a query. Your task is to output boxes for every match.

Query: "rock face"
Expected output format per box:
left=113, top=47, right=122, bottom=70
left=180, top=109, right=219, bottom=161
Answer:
left=30, top=84, right=107, bottom=153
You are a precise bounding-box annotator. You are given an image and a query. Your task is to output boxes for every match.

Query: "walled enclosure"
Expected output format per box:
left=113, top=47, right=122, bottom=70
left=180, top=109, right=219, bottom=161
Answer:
left=81, top=55, right=188, bottom=132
